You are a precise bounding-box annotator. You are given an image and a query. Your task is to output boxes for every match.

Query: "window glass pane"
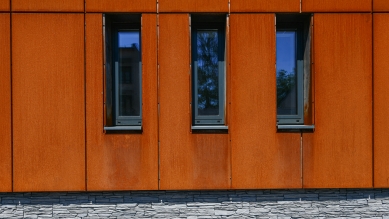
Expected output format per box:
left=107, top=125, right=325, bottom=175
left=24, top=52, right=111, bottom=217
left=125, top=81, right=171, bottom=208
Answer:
left=197, top=30, right=219, bottom=116
left=118, top=30, right=140, bottom=117
left=276, top=30, right=297, bottom=115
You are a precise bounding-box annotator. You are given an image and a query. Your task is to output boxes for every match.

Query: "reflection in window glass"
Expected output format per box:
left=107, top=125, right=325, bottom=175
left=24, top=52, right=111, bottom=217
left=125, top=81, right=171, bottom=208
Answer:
left=197, top=30, right=219, bottom=116
left=276, top=30, right=297, bottom=115
left=118, top=30, right=140, bottom=117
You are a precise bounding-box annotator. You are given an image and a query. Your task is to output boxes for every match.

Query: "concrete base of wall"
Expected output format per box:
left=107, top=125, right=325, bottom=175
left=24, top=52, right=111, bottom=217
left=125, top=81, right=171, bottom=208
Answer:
left=1, top=189, right=389, bottom=218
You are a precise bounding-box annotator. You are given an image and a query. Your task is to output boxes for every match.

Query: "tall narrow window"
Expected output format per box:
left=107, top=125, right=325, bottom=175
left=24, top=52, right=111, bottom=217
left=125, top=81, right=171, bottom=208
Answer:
left=276, top=25, right=303, bottom=124
left=276, top=14, right=311, bottom=127
left=104, top=14, right=142, bottom=131
left=114, top=29, right=141, bottom=125
left=191, top=15, right=226, bottom=128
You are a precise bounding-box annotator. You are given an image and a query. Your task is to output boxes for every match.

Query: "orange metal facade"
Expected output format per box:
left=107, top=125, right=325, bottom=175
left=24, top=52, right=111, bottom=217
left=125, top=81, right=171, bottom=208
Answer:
left=374, top=0, right=389, bottom=11
left=159, top=0, right=228, bottom=12
left=229, top=14, right=301, bottom=189
left=86, top=0, right=156, bottom=12
left=303, top=14, right=373, bottom=188
left=158, top=14, right=230, bottom=190
left=12, top=14, right=86, bottom=192
left=86, top=14, right=159, bottom=191
left=373, top=14, right=389, bottom=188
left=0, top=0, right=9, bottom=11
left=230, top=0, right=300, bottom=12
left=0, top=0, right=388, bottom=192
left=302, top=0, right=372, bottom=12
left=0, top=13, right=11, bottom=192
left=12, top=0, right=84, bottom=12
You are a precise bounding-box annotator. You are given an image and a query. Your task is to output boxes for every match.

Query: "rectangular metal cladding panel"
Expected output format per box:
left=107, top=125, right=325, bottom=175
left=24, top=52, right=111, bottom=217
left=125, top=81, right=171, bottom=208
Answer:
left=86, top=14, right=158, bottom=191
left=230, top=0, right=299, bottom=12
left=12, top=0, right=83, bottom=12
left=86, top=0, right=155, bottom=12
left=159, top=0, right=228, bottom=12
left=12, top=14, right=85, bottom=191
left=159, top=14, right=230, bottom=190
left=0, top=0, right=9, bottom=11
left=303, top=14, right=372, bottom=188
left=230, top=14, right=302, bottom=189
left=302, top=0, right=371, bottom=12
left=0, top=14, right=11, bottom=192
left=373, top=14, right=389, bottom=188
left=374, top=0, right=389, bottom=11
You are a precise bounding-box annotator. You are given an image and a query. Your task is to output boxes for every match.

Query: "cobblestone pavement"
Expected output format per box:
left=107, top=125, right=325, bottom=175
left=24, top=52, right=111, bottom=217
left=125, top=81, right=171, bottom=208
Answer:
left=1, top=189, right=389, bottom=218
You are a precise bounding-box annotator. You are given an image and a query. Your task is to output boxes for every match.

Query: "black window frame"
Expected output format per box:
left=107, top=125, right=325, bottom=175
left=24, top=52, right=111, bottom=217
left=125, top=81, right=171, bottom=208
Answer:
left=191, top=14, right=227, bottom=129
left=276, top=14, right=312, bottom=128
left=104, top=14, right=142, bottom=131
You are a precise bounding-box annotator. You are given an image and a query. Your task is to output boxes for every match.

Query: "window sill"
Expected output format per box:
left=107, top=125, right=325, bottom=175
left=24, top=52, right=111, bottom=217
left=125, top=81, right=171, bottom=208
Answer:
left=191, top=125, right=228, bottom=130
left=104, top=126, right=142, bottom=131
left=277, top=125, right=315, bottom=131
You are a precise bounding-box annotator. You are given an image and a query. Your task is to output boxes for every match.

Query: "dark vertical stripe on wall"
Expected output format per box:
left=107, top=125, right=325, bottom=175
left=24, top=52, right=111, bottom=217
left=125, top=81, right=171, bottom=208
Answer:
left=10, top=0, right=13, bottom=192
left=84, top=0, right=87, bottom=191
left=156, top=0, right=160, bottom=190
left=371, top=3, right=375, bottom=188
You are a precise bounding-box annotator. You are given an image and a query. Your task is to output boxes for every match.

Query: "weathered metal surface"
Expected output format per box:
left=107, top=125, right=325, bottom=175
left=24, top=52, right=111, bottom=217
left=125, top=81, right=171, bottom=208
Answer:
left=0, top=14, right=11, bottom=192
left=303, top=14, right=372, bottom=188
left=374, top=0, right=389, bottom=11
left=12, top=14, right=86, bottom=191
left=304, top=17, right=314, bottom=125
left=12, top=0, right=83, bottom=12
left=302, top=0, right=371, bottom=12
left=158, top=14, right=230, bottom=190
left=159, top=0, right=228, bottom=12
left=373, top=14, right=389, bottom=188
left=230, top=14, right=302, bottom=189
left=0, top=0, right=9, bottom=11
left=86, top=0, right=155, bottom=12
left=86, top=14, right=159, bottom=191
left=231, top=0, right=299, bottom=12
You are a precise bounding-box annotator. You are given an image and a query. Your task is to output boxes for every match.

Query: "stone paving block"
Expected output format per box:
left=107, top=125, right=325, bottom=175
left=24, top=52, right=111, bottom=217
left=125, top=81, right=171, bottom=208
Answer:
left=3, top=189, right=389, bottom=218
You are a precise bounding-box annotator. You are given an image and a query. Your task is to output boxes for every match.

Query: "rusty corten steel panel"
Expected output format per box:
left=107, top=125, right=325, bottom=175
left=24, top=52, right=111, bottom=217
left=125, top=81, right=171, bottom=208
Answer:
left=86, top=0, right=155, bottom=12
left=158, top=14, right=230, bottom=190
left=303, top=14, right=372, bottom=188
left=86, top=14, right=159, bottom=191
left=230, top=0, right=299, bottom=12
left=304, top=17, right=315, bottom=126
left=0, top=0, right=9, bottom=11
left=0, top=14, right=11, bottom=192
left=230, top=14, right=302, bottom=189
left=374, top=0, right=389, bottom=11
left=12, top=0, right=83, bottom=12
left=159, top=0, right=228, bottom=12
left=373, top=14, right=389, bottom=188
left=302, top=0, right=371, bottom=12
left=12, top=14, right=85, bottom=192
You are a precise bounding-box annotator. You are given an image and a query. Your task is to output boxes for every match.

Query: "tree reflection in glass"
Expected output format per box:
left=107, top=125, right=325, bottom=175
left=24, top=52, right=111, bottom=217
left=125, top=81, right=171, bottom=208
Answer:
left=276, top=30, right=297, bottom=115
left=197, top=30, right=219, bottom=116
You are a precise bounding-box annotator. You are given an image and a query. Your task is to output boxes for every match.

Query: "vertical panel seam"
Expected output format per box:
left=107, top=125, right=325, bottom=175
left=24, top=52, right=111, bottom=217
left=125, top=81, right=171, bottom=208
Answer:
left=10, top=0, right=13, bottom=192
left=84, top=0, right=87, bottom=191
left=227, top=10, right=231, bottom=188
left=310, top=14, right=315, bottom=188
left=188, top=14, right=191, bottom=133
left=156, top=0, right=160, bottom=190
left=371, top=10, right=374, bottom=188
left=301, top=132, right=303, bottom=188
